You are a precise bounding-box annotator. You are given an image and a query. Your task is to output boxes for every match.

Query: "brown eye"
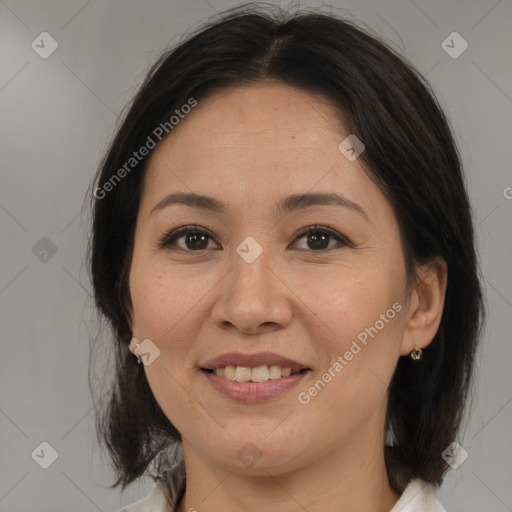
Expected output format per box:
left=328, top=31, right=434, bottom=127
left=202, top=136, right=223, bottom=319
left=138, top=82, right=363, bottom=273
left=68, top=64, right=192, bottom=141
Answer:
left=308, top=232, right=330, bottom=250
left=182, top=232, right=210, bottom=250
left=158, top=226, right=219, bottom=251
left=158, top=224, right=349, bottom=253
left=292, top=226, right=349, bottom=251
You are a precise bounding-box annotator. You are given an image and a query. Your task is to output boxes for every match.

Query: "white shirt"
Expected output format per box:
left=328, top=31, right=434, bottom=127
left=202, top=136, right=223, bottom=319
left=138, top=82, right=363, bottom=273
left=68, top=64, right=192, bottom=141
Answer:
left=116, top=477, right=447, bottom=512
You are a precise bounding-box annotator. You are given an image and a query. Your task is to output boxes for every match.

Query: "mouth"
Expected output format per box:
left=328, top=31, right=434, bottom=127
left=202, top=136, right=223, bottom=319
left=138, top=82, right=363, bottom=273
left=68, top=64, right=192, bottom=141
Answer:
left=199, top=352, right=313, bottom=404
left=201, top=365, right=309, bottom=382
left=198, top=352, right=312, bottom=403
left=200, top=351, right=311, bottom=381
left=200, top=367, right=311, bottom=403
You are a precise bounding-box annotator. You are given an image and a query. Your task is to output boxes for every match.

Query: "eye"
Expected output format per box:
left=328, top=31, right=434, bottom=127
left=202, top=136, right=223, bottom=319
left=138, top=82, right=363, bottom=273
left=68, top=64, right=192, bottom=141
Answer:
left=291, top=225, right=350, bottom=251
left=157, top=225, right=219, bottom=251
left=157, top=224, right=351, bottom=253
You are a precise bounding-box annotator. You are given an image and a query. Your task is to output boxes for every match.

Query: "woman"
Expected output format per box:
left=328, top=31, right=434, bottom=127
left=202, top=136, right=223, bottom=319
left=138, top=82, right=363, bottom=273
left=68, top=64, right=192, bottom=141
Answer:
left=88, top=5, right=484, bottom=511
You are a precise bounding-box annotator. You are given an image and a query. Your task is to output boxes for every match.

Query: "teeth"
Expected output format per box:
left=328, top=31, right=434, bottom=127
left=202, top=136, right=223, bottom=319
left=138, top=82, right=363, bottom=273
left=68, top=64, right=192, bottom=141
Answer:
left=224, top=366, right=235, bottom=380
left=251, top=365, right=269, bottom=383
left=213, top=364, right=299, bottom=382
left=268, top=365, right=282, bottom=379
left=234, top=366, right=252, bottom=382
left=281, top=367, right=292, bottom=377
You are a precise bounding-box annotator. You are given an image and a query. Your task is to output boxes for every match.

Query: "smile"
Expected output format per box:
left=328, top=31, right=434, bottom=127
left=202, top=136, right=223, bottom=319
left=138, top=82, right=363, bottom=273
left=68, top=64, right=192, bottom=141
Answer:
left=200, top=367, right=310, bottom=403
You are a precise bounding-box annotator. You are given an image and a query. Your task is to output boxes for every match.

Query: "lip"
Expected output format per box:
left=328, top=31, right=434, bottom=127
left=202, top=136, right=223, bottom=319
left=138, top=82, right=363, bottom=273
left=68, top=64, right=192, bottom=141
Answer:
left=200, top=351, right=310, bottom=373
left=200, top=368, right=310, bottom=404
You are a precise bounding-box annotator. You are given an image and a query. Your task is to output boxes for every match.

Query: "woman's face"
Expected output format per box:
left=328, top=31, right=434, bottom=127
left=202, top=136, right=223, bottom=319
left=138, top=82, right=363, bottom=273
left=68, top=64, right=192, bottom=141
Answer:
left=128, top=82, right=416, bottom=474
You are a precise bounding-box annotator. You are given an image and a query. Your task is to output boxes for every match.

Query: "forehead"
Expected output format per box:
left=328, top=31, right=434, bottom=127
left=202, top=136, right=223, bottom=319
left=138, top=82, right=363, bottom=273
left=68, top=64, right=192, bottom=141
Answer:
left=140, top=83, right=386, bottom=222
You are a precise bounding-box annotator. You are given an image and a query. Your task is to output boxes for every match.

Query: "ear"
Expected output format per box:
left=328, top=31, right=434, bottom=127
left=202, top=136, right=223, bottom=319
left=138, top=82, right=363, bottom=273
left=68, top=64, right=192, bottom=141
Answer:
left=126, top=305, right=139, bottom=355
left=128, top=336, right=139, bottom=354
left=400, top=257, right=448, bottom=356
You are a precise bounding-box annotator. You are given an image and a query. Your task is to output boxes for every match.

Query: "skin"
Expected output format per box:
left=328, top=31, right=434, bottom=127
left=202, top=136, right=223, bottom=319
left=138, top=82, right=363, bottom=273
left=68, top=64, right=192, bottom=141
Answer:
left=128, top=82, right=447, bottom=512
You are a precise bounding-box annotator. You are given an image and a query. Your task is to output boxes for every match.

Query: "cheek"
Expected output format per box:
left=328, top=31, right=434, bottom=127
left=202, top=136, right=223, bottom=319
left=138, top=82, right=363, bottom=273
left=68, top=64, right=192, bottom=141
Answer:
left=130, top=266, right=211, bottom=430
left=130, top=258, right=211, bottom=340
left=300, top=261, right=403, bottom=338
left=299, top=262, right=405, bottom=390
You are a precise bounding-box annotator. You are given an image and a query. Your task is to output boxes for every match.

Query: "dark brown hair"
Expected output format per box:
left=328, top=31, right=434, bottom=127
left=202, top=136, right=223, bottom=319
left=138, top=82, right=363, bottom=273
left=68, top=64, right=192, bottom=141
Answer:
left=87, top=2, right=485, bottom=502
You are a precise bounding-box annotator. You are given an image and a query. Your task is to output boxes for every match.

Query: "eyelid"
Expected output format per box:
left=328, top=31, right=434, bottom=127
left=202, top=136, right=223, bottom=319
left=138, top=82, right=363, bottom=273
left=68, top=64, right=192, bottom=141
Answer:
left=291, top=224, right=352, bottom=249
left=157, top=223, right=352, bottom=251
left=156, top=224, right=219, bottom=251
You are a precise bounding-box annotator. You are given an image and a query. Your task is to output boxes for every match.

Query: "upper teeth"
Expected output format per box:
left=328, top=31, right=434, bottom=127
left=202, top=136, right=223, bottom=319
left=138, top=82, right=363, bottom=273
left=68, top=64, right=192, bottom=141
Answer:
left=213, top=365, right=297, bottom=382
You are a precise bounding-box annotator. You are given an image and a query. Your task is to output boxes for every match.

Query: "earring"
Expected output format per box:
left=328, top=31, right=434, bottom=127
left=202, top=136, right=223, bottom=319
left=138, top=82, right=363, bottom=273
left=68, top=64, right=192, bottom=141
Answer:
left=410, top=345, right=422, bottom=360
left=129, top=337, right=143, bottom=364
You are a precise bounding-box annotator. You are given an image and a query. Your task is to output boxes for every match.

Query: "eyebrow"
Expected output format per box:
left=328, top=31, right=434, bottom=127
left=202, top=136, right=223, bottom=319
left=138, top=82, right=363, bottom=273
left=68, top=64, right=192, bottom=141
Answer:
left=150, top=191, right=370, bottom=222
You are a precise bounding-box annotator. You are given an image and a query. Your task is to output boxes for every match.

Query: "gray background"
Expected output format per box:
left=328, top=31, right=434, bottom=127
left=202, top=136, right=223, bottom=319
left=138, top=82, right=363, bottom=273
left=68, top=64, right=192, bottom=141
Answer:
left=1, top=0, right=511, bottom=511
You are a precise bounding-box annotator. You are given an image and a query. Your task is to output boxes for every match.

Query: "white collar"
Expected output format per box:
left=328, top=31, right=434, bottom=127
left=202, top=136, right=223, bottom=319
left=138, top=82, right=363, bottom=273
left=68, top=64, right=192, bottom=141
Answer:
left=389, top=478, right=447, bottom=512
left=119, top=477, right=446, bottom=512
left=117, top=481, right=169, bottom=512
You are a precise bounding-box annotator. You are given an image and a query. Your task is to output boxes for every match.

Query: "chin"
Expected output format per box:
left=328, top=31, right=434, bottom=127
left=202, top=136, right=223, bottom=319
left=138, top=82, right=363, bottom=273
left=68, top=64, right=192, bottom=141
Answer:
left=205, top=438, right=307, bottom=476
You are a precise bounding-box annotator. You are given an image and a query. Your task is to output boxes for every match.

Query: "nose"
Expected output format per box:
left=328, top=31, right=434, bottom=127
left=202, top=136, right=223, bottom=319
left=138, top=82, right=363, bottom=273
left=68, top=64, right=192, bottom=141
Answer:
left=211, top=243, right=293, bottom=335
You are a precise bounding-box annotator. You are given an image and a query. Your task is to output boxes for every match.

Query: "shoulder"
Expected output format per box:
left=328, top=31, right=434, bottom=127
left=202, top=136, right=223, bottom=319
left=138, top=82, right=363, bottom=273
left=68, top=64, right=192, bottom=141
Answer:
left=114, top=481, right=172, bottom=512
left=390, top=478, right=447, bottom=512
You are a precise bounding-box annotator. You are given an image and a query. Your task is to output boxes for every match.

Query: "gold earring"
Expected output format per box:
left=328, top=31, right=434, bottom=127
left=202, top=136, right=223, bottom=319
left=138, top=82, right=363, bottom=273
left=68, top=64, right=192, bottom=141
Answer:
left=129, top=337, right=143, bottom=364
left=410, top=345, right=422, bottom=360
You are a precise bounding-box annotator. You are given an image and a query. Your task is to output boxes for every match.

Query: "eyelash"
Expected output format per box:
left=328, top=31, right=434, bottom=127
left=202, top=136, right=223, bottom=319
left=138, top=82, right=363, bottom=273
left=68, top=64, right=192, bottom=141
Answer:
left=156, top=224, right=352, bottom=253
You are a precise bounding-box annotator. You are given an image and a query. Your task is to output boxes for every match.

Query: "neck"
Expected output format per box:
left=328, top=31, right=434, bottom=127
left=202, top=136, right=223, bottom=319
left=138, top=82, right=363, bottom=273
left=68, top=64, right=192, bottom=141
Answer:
left=175, top=422, right=400, bottom=512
